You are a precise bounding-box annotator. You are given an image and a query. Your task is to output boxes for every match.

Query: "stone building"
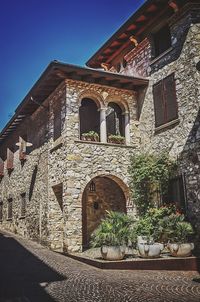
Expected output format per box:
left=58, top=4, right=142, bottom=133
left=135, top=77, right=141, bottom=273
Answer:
left=0, top=0, right=200, bottom=252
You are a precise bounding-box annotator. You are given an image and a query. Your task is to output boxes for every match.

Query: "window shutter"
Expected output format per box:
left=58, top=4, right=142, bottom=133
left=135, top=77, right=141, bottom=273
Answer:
left=0, top=158, right=4, bottom=177
left=19, top=138, right=27, bottom=161
left=163, top=74, right=178, bottom=123
left=7, top=149, right=14, bottom=170
left=54, top=102, right=62, bottom=141
left=153, top=81, right=164, bottom=127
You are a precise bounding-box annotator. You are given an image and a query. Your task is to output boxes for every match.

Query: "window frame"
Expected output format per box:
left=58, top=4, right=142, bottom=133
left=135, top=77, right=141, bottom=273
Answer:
left=151, top=24, right=172, bottom=59
left=153, top=73, right=178, bottom=129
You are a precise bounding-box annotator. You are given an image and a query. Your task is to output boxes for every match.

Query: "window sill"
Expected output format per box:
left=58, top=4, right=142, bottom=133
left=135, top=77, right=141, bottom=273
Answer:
left=154, top=118, right=180, bottom=134
left=150, top=47, right=173, bottom=65
left=75, top=140, right=137, bottom=149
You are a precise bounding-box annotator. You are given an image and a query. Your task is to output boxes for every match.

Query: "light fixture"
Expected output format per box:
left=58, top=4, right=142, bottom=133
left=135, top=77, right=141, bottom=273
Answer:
left=89, top=181, right=96, bottom=192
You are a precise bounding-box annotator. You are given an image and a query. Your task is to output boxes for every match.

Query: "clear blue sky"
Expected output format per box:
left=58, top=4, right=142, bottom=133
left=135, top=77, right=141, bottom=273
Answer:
left=0, top=0, right=145, bottom=131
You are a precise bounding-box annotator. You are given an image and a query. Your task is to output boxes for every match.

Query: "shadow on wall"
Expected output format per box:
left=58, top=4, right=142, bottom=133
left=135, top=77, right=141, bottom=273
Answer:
left=29, top=165, right=38, bottom=201
left=179, top=106, right=200, bottom=257
left=0, top=232, right=65, bottom=301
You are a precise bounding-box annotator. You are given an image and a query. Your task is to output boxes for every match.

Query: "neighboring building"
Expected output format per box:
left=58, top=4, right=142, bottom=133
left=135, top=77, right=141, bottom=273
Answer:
left=0, top=0, right=200, bottom=252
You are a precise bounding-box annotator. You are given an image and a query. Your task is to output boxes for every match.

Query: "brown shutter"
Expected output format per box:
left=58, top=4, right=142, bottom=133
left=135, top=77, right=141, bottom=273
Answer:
left=7, top=149, right=14, bottom=170
left=53, top=101, right=62, bottom=141
left=19, top=137, right=27, bottom=161
left=163, top=74, right=178, bottom=123
left=0, top=158, right=4, bottom=177
left=153, top=80, right=164, bottom=127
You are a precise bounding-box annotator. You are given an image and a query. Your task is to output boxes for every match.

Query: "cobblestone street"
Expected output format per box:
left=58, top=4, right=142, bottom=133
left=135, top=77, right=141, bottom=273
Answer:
left=0, top=230, right=199, bottom=302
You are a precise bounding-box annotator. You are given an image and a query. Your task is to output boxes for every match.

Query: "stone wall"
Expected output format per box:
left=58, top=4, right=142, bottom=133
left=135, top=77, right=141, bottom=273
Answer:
left=47, top=80, right=139, bottom=252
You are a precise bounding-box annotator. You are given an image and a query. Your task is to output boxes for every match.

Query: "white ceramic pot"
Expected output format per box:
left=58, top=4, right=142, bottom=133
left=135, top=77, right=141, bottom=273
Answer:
left=101, top=245, right=126, bottom=260
left=168, top=243, right=194, bottom=257
left=137, top=242, right=164, bottom=258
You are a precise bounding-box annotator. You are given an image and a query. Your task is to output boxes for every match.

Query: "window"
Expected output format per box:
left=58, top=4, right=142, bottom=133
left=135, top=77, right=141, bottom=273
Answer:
left=0, top=202, right=3, bottom=221
left=7, top=198, right=13, bottom=220
left=106, top=103, right=124, bottom=137
left=53, top=101, right=62, bottom=141
left=52, top=183, right=63, bottom=211
left=21, top=193, right=26, bottom=218
left=153, top=25, right=171, bottom=58
left=0, top=158, right=4, bottom=177
left=7, top=148, right=14, bottom=171
left=79, top=98, right=100, bottom=140
left=163, top=175, right=186, bottom=214
left=19, top=136, right=27, bottom=161
left=153, top=74, right=178, bottom=128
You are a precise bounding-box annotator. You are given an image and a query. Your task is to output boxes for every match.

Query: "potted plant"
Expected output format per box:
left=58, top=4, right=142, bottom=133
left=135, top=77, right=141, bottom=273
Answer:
left=167, top=220, right=194, bottom=257
left=81, top=131, right=99, bottom=142
left=132, top=216, right=164, bottom=258
left=90, top=211, right=132, bottom=260
left=108, top=134, right=125, bottom=145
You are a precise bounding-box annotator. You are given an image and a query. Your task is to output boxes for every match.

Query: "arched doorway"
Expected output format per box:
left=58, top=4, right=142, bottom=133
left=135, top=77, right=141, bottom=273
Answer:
left=82, top=175, right=127, bottom=249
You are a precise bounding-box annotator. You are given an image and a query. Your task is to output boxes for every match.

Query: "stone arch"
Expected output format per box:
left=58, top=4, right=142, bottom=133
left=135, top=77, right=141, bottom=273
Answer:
left=82, top=174, right=130, bottom=249
left=104, top=95, right=129, bottom=113
left=78, top=90, right=104, bottom=109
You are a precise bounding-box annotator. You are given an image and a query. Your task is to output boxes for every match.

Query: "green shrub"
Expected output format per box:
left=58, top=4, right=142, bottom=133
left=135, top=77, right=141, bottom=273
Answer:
left=90, top=211, right=133, bottom=247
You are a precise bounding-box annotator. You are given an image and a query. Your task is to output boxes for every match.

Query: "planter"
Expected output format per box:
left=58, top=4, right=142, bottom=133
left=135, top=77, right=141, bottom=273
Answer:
left=137, top=242, right=164, bottom=258
left=108, top=137, right=125, bottom=145
left=168, top=243, right=194, bottom=257
left=101, top=246, right=126, bottom=261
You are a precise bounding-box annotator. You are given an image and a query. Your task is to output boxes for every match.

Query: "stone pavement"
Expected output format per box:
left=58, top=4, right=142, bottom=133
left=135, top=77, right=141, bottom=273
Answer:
left=0, top=230, right=200, bottom=302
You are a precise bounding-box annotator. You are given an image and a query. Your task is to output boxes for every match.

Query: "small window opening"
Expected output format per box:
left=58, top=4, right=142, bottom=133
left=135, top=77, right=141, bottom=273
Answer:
left=52, top=183, right=63, bottom=211
left=153, top=25, right=171, bottom=58
left=7, top=148, right=14, bottom=171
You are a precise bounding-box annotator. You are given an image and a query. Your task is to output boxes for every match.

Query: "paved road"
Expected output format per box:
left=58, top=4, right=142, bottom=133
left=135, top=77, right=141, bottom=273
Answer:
left=0, top=230, right=200, bottom=302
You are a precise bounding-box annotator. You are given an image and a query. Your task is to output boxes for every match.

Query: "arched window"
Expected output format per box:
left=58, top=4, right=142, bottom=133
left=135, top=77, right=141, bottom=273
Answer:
left=106, top=102, right=124, bottom=137
left=79, top=98, right=100, bottom=140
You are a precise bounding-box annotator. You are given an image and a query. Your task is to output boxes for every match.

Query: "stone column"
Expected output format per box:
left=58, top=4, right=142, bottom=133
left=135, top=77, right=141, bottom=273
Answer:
left=124, top=111, right=131, bottom=145
left=100, top=107, right=107, bottom=143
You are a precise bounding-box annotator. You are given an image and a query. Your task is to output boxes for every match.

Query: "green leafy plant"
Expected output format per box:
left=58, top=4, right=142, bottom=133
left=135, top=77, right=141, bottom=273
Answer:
left=108, top=134, right=125, bottom=144
left=171, top=221, right=194, bottom=243
left=81, top=131, right=99, bottom=142
left=129, top=152, right=177, bottom=216
left=90, top=211, right=133, bottom=247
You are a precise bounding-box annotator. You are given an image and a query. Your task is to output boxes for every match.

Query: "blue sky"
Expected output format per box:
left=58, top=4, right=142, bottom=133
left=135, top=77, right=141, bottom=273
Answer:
left=0, top=0, right=145, bottom=131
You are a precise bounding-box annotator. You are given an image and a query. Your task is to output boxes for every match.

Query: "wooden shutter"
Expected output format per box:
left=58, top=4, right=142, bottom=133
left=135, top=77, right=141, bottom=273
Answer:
left=53, top=102, right=62, bottom=141
left=0, top=158, right=4, bottom=177
left=19, top=137, right=27, bottom=161
left=153, top=81, right=164, bottom=127
left=7, top=149, right=14, bottom=170
left=21, top=193, right=26, bottom=217
left=163, top=74, right=178, bottom=123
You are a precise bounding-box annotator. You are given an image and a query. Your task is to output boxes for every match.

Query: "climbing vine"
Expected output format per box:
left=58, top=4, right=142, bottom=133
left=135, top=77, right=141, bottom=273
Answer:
left=129, top=152, right=177, bottom=216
